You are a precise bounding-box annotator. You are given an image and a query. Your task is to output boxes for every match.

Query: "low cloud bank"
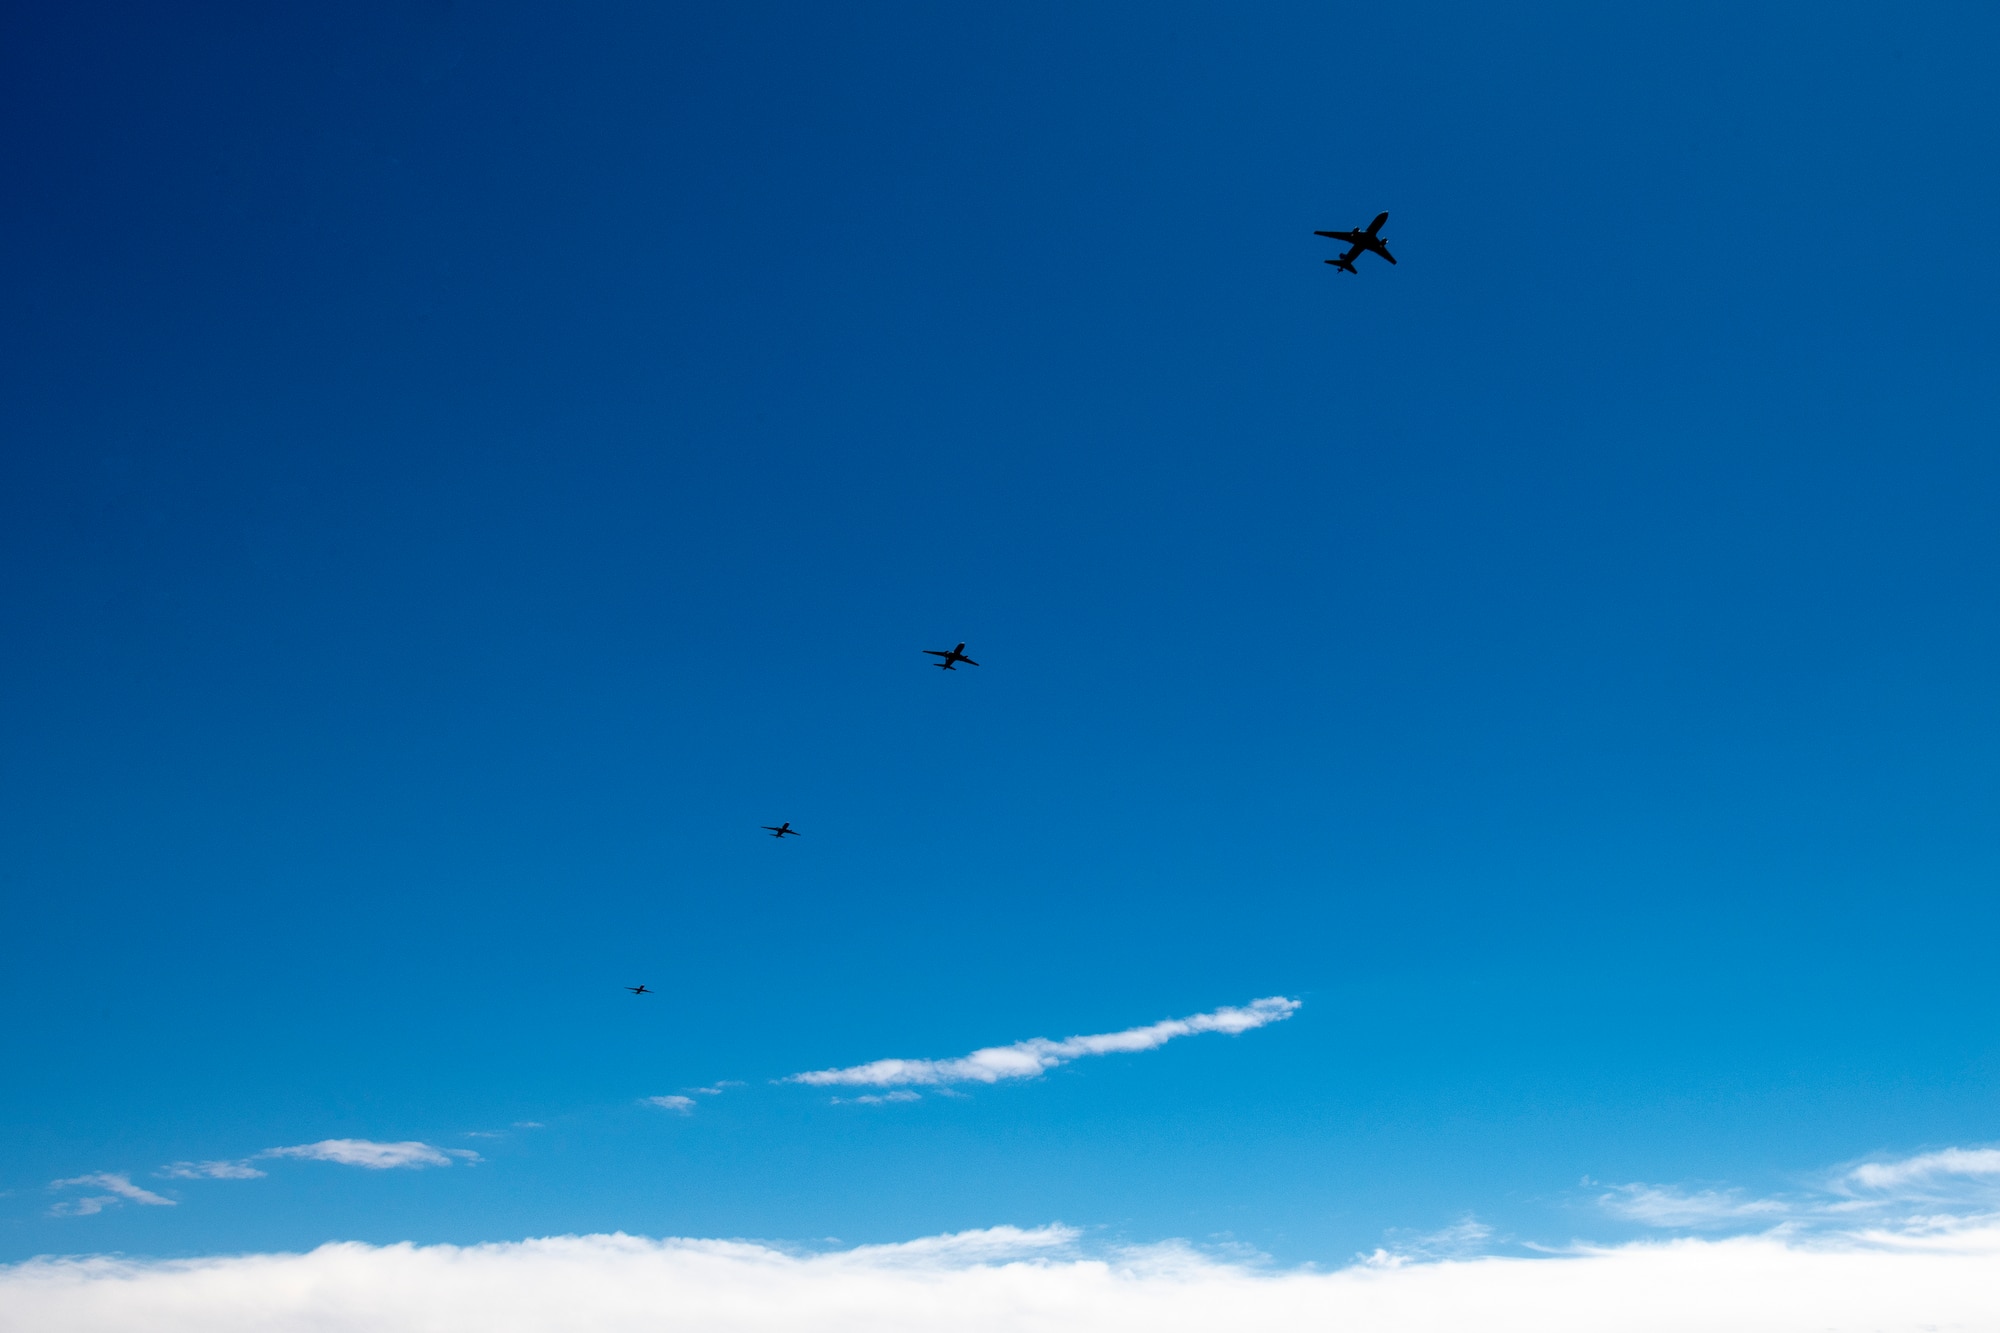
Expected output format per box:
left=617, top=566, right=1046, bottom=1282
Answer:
left=6, top=1219, right=2000, bottom=1333
left=790, top=996, right=1300, bottom=1088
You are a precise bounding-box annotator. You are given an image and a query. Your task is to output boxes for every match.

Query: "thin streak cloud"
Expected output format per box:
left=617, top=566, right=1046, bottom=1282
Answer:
left=1843, top=1147, right=2000, bottom=1193
left=1598, top=1143, right=2000, bottom=1232
left=833, top=1091, right=923, bottom=1105
left=46, top=1174, right=175, bottom=1217
left=789, top=997, right=1301, bottom=1088
left=159, top=1161, right=267, bottom=1181
left=1595, top=1184, right=1793, bottom=1229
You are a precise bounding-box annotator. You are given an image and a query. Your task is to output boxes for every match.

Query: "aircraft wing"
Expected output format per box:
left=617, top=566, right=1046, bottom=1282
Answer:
left=1375, top=244, right=1397, bottom=265
left=1315, top=230, right=1365, bottom=243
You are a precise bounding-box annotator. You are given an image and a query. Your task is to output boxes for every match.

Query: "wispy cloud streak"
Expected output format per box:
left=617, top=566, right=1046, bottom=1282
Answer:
left=47, top=1174, right=176, bottom=1217
left=1599, top=1142, right=2000, bottom=1233
left=789, top=997, right=1301, bottom=1088
left=160, top=1161, right=266, bottom=1180
left=1842, top=1147, right=2000, bottom=1194
left=1596, top=1183, right=1793, bottom=1229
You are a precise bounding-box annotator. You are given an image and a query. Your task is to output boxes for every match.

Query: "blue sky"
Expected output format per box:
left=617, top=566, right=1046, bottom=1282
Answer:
left=5, top=0, right=2000, bottom=1284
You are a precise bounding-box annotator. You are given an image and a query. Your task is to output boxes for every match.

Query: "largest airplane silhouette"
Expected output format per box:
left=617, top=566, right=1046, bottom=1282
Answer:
left=925, top=643, right=979, bottom=670
left=1316, top=212, right=1396, bottom=272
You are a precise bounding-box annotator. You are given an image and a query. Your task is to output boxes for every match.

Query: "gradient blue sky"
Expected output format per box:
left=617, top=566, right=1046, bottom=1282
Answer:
left=4, top=0, right=2000, bottom=1267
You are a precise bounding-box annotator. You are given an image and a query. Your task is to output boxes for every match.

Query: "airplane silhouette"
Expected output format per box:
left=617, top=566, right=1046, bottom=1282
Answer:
left=627, top=985, right=651, bottom=995
left=925, top=643, right=979, bottom=670
left=1316, top=212, right=1396, bottom=271
left=762, top=822, right=800, bottom=838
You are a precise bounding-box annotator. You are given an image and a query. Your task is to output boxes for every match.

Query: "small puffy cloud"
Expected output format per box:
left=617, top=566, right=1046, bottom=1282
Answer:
left=47, top=1173, right=175, bottom=1217
left=160, top=1161, right=266, bottom=1181
left=790, top=997, right=1301, bottom=1089
left=644, top=1096, right=696, bottom=1114
left=261, top=1140, right=458, bottom=1170
left=834, top=1091, right=922, bottom=1106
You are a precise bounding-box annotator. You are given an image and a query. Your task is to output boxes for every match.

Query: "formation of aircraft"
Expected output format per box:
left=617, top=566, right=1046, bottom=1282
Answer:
left=925, top=642, right=979, bottom=670
left=640, top=205, right=1392, bottom=984
left=745, top=643, right=979, bottom=865
left=1316, top=211, right=1395, bottom=272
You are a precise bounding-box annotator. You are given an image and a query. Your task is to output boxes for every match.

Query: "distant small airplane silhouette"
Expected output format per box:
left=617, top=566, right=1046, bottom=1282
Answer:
left=762, top=822, right=800, bottom=838
left=1316, top=212, right=1396, bottom=271
left=925, top=643, right=979, bottom=670
left=627, top=985, right=651, bottom=995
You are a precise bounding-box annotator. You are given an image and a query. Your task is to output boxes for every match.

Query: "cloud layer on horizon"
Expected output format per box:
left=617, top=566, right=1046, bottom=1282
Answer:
left=7, top=1216, right=2000, bottom=1333
left=789, top=997, right=1301, bottom=1088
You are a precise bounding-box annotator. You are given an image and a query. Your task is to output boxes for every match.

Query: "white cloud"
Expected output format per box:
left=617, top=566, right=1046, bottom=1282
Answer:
left=260, top=1141, right=459, bottom=1170
left=1364, top=1217, right=1494, bottom=1265
left=47, top=1174, right=176, bottom=1217
left=644, top=1096, right=696, bottom=1114
left=8, top=1219, right=2000, bottom=1333
left=47, top=1196, right=117, bottom=1218
left=1596, top=1184, right=1793, bottom=1229
left=789, top=997, right=1301, bottom=1088
left=1843, top=1147, right=2000, bottom=1194
left=1600, top=1143, right=2000, bottom=1234
left=159, top=1161, right=266, bottom=1181
left=834, top=1091, right=923, bottom=1105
